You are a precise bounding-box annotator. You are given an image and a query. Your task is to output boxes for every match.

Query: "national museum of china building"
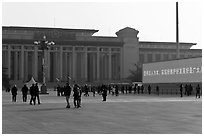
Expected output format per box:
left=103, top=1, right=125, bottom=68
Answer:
left=2, top=26, right=202, bottom=85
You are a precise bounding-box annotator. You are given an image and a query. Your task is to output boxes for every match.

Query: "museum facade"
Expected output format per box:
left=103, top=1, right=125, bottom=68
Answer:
left=2, top=26, right=202, bottom=85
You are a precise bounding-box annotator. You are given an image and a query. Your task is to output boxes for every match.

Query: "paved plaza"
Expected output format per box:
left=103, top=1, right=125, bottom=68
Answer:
left=2, top=91, right=202, bottom=134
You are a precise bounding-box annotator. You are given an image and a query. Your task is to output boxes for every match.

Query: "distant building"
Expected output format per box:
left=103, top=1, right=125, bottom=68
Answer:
left=2, top=26, right=202, bottom=85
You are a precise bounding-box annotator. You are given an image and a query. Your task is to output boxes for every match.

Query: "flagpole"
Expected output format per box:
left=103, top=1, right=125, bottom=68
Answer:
left=176, top=2, right=180, bottom=59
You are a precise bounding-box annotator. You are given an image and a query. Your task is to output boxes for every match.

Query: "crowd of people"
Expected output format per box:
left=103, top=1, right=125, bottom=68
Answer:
left=7, top=82, right=201, bottom=109
left=10, top=83, right=41, bottom=105
left=179, top=84, right=201, bottom=98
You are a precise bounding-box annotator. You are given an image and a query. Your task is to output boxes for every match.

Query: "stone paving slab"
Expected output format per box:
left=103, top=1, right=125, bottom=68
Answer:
left=2, top=91, right=202, bottom=134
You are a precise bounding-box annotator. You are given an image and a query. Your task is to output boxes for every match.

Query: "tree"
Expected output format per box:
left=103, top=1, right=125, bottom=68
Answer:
left=127, top=63, right=142, bottom=82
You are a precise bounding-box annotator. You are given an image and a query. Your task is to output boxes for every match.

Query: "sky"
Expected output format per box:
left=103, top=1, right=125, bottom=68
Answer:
left=2, top=0, right=203, bottom=49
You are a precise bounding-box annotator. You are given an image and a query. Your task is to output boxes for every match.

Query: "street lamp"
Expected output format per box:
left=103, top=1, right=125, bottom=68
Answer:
left=34, top=35, right=55, bottom=94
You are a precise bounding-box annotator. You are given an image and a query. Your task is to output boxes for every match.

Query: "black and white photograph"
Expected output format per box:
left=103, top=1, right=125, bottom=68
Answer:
left=2, top=0, right=202, bottom=134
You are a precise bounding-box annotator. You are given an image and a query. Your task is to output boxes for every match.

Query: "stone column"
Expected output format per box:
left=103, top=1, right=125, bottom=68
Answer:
left=60, top=46, right=63, bottom=79
left=69, top=53, right=72, bottom=78
left=14, top=51, right=18, bottom=80
left=93, top=53, right=96, bottom=80
left=72, top=47, right=76, bottom=81
left=97, top=47, right=100, bottom=81
left=47, top=49, right=50, bottom=82
left=120, top=47, right=123, bottom=80
left=8, top=45, right=11, bottom=79
left=84, top=47, right=88, bottom=82
left=54, top=52, right=58, bottom=80
left=64, top=52, right=67, bottom=79
left=108, top=48, right=112, bottom=80
left=20, top=45, right=24, bottom=81
left=24, top=51, right=28, bottom=81
left=34, top=46, right=38, bottom=80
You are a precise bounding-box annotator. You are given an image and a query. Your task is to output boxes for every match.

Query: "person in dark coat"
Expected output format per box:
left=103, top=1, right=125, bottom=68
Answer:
left=121, top=85, right=125, bottom=94
left=128, top=85, right=132, bottom=94
left=11, top=85, right=18, bottom=102
left=34, top=83, right=41, bottom=104
left=115, top=85, right=119, bottom=96
left=21, top=84, right=28, bottom=102
left=108, top=85, right=111, bottom=94
left=148, top=85, right=151, bottom=95
left=29, top=84, right=36, bottom=105
left=133, top=84, right=137, bottom=94
left=156, top=85, right=159, bottom=95
left=180, top=84, right=183, bottom=97
left=196, top=84, right=201, bottom=98
left=84, top=84, right=89, bottom=97
left=78, top=86, right=82, bottom=107
left=64, top=83, right=72, bottom=108
left=57, top=85, right=61, bottom=96
left=184, top=84, right=188, bottom=95
left=125, top=85, right=128, bottom=94
left=141, top=85, right=144, bottom=94
left=189, top=84, right=193, bottom=96
left=137, top=85, right=140, bottom=94
left=102, top=84, right=107, bottom=101
left=73, top=84, right=80, bottom=108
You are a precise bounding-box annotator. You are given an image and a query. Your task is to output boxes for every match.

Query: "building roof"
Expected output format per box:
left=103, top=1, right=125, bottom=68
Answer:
left=139, top=41, right=196, bottom=46
left=2, top=26, right=99, bottom=33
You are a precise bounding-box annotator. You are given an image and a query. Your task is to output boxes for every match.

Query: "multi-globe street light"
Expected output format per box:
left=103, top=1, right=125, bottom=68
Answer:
left=34, top=35, right=55, bottom=93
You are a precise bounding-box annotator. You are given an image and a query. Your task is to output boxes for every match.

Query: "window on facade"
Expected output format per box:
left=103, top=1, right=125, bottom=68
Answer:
left=75, top=47, right=84, bottom=51
left=155, top=54, right=161, bottom=62
left=147, top=54, right=153, bottom=62
left=87, top=47, right=97, bottom=51
left=100, top=48, right=108, bottom=52
left=11, top=46, right=21, bottom=50
left=111, top=48, right=120, bottom=52
left=25, top=46, right=34, bottom=50
left=139, top=54, right=144, bottom=63
left=172, top=54, right=176, bottom=59
left=63, top=47, right=72, bottom=51
left=188, top=54, right=192, bottom=58
left=180, top=54, right=185, bottom=59
left=164, top=54, right=169, bottom=61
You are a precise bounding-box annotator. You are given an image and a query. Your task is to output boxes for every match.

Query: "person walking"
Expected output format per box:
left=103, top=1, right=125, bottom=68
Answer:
left=180, top=84, right=183, bottom=97
left=73, top=84, right=80, bottom=108
left=184, top=84, right=188, bottom=95
left=21, top=84, right=28, bottom=102
left=115, top=85, right=119, bottom=96
left=84, top=84, right=89, bottom=97
left=121, top=85, right=125, bottom=94
left=141, top=85, right=144, bottom=94
left=57, top=85, right=61, bottom=96
left=156, top=85, right=159, bottom=95
left=29, top=84, right=36, bottom=105
left=133, top=84, right=137, bottom=94
left=137, top=85, right=140, bottom=94
left=196, top=84, right=201, bottom=98
left=11, top=85, right=18, bottom=102
left=34, top=83, right=41, bottom=104
left=102, top=84, right=107, bottom=101
left=64, top=83, right=72, bottom=108
left=148, top=85, right=151, bottom=95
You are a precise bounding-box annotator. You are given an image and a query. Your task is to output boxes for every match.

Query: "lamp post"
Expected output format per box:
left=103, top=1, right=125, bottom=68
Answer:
left=34, top=35, right=55, bottom=93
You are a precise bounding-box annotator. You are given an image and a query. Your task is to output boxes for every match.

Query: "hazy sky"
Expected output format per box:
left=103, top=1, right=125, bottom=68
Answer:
left=2, top=1, right=203, bottom=49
